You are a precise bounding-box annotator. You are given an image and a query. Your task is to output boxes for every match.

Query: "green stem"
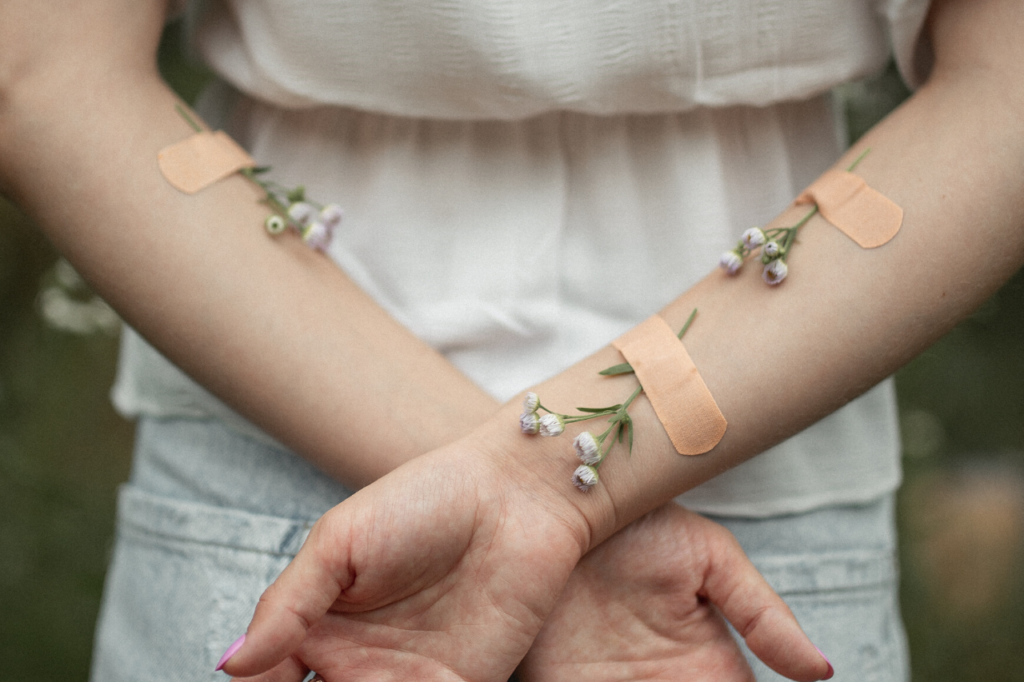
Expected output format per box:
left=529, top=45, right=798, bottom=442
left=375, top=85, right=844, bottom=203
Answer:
left=847, top=147, right=871, bottom=172
left=174, top=104, right=203, bottom=133
left=677, top=308, right=698, bottom=340
left=599, top=308, right=698, bottom=375
left=543, top=307, right=700, bottom=465
left=779, top=206, right=817, bottom=260
left=621, top=384, right=643, bottom=411
left=779, top=148, right=869, bottom=259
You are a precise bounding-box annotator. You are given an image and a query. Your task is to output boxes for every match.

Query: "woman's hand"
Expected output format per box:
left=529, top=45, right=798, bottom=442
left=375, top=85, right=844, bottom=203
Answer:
left=221, top=434, right=593, bottom=682
left=518, top=503, right=832, bottom=682
left=217, top=410, right=830, bottom=682
left=222, top=459, right=831, bottom=682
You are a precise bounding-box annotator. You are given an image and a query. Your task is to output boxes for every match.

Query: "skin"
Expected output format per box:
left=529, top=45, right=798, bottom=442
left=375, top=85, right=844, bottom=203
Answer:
left=518, top=504, right=829, bottom=682
left=245, top=503, right=829, bottom=682
left=0, top=1, right=828, bottom=680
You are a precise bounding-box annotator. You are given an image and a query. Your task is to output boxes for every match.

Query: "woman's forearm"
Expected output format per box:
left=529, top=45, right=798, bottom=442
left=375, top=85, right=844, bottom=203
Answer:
left=479, top=0, right=1024, bottom=548
left=0, top=2, right=499, bottom=489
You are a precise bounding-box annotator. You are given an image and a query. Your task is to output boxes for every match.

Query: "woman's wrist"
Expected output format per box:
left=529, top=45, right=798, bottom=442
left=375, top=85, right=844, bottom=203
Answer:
left=482, top=299, right=753, bottom=551
left=462, top=400, right=613, bottom=554
left=477, top=350, right=688, bottom=553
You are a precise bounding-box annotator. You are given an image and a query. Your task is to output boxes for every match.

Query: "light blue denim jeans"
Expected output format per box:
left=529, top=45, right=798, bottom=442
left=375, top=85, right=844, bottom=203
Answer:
left=706, top=499, right=909, bottom=681
left=90, top=417, right=908, bottom=681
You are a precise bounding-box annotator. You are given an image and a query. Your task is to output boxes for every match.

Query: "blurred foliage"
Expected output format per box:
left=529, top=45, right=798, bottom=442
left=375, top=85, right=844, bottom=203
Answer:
left=0, top=195, right=134, bottom=676
left=844, top=60, right=1024, bottom=682
left=1, top=19, right=1022, bottom=682
left=0, top=20, right=209, bottom=681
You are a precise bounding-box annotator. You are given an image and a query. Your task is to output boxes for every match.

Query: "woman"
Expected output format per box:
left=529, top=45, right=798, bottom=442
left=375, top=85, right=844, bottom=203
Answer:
left=2, top=0, right=1020, bottom=679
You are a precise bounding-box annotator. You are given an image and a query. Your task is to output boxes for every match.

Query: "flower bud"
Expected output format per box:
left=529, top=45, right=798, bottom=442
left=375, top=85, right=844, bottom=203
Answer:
left=303, top=221, right=332, bottom=252
left=741, top=227, right=766, bottom=250
left=319, top=203, right=344, bottom=229
left=522, top=392, right=539, bottom=414
left=538, top=414, right=565, bottom=437
left=520, top=412, right=540, bottom=435
left=762, top=258, right=788, bottom=285
left=573, top=432, right=602, bottom=466
left=572, top=465, right=599, bottom=492
left=763, top=240, right=781, bottom=259
left=265, top=214, right=287, bottom=235
left=287, top=201, right=317, bottom=227
left=719, top=250, right=743, bottom=275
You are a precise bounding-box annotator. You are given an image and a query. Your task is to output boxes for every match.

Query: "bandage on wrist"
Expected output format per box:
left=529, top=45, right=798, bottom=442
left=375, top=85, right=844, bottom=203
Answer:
left=612, top=315, right=727, bottom=455
left=158, top=131, right=256, bottom=194
left=796, top=170, right=902, bottom=248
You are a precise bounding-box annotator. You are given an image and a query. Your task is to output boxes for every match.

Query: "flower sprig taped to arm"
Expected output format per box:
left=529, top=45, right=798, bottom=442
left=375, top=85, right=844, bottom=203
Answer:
left=719, top=148, right=884, bottom=284
left=243, top=169, right=343, bottom=253
left=520, top=309, right=708, bottom=492
left=165, top=104, right=343, bottom=253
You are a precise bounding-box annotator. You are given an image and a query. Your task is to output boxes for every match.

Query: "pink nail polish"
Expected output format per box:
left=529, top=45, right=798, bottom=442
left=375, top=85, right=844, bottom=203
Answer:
left=215, top=634, right=246, bottom=672
left=814, top=645, right=834, bottom=680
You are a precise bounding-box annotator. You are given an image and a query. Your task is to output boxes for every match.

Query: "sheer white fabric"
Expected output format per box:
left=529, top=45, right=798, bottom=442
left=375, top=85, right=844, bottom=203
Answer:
left=193, top=0, right=930, bottom=119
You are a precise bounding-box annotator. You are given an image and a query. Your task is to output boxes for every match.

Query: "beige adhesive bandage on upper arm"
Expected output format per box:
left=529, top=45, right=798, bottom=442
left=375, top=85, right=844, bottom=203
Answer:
left=796, top=170, right=902, bottom=248
left=612, top=315, right=727, bottom=456
left=158, top=131, right=256, bottom=195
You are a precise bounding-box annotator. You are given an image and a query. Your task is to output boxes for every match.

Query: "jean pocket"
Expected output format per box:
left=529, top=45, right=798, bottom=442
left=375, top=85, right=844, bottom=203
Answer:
left=93, top=486, right=315, bottom=680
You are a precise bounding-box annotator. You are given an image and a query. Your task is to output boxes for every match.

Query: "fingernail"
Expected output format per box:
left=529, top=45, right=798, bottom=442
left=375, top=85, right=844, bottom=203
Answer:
left=215, top=634, right=246, bottom=672
left=814, top=645, right=834, bottom=680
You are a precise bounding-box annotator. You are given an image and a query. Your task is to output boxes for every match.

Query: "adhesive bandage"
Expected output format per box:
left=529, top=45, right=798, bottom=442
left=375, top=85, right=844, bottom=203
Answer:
left=796, top=170, right=902, bottom=248
left=612, top=315, right=726, bottom=456
left=158, top=131, right=256, bottom=195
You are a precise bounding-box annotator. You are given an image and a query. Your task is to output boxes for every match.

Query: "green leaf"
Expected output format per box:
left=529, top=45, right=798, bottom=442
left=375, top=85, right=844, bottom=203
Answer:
left=287, top=185, right=306, bottom=203
left=575, top=405, right=620, bottom=413
left=599, top=363, right=635, bottom=376
left=249, top=166, right=273, bottom=175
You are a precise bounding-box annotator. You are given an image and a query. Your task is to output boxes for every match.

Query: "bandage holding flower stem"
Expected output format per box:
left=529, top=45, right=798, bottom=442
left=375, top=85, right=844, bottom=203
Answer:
left=718, top=148, right=902, bottom=284
left=520, top=309, right=726, bottom=491
left=159, top=104, right=344, bottom=252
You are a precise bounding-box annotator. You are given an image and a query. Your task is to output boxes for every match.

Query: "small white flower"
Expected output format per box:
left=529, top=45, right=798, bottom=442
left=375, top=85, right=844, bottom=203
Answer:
left=520, top=412, right=540, bottom=435
left=763, top=241, right=781, bottom=259
left=741, top=227, right=767, bottom=250
left=572, top=465, right=599, bottom=492
left=538, top=414, right=565, bottom=437
left=719, top=250, right=743, bottom=275
left=287, top=201, right=317, bottom=227
left=762, top=258, right=789, bottom=285
left=319, top=203, right=344, bottom=229
left=522, top=392, right=539, bottom=414
left=573, top=432, right=602, bottom=466
left=303, top=221, right=332, bottom=252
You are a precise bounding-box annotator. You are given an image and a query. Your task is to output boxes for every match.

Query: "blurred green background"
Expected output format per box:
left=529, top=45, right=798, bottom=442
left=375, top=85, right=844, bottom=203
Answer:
left=1, top=21, right=1022, bottom=681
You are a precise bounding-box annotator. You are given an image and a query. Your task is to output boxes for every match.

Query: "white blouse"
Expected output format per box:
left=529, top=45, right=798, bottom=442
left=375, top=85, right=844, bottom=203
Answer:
left=117, top=0, right=931, bottom=516
left=192, top=0, right=931, bottom=119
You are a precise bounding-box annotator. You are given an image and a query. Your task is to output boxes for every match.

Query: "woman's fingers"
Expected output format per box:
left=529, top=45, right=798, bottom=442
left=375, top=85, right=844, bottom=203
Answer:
left=231, top=654, right=310, bottom=682
left=220, top=520, right=355, bottom=678
left=701, top=523, right=833, bottom=682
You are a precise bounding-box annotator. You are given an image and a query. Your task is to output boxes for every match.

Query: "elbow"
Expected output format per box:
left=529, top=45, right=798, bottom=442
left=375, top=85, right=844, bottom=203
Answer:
left=925, top=0, right=1024, bottom=117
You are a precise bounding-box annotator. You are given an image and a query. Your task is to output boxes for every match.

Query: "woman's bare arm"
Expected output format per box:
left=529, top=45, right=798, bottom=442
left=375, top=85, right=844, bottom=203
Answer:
left=507, top=0, right=1024, bottom=539
left=0, top=0, right=499, bottom=489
